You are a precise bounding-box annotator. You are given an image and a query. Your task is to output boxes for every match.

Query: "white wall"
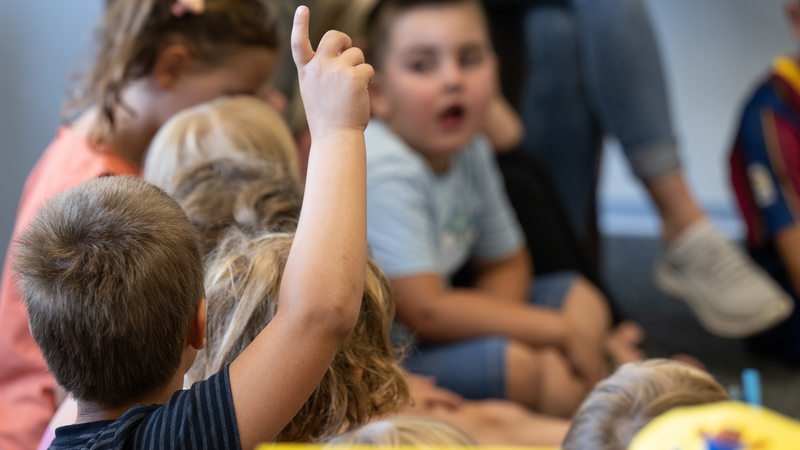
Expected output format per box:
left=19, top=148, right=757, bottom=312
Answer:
left=601, top=0, right=797, bottom=236
left=0, top=1, right=103, bottom=260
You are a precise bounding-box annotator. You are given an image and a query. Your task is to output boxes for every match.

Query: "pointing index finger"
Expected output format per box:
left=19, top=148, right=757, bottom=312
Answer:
left=291, top=5, right=314, bottom=68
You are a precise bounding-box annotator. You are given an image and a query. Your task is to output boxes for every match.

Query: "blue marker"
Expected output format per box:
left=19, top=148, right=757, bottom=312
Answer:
left=742, top=368, right=761, bottom=407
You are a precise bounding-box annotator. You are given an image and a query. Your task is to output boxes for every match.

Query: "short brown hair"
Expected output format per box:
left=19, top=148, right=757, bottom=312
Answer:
left=363, top=0, right=488, bottom=70
left=189, top=230, right=411, bottom=441
left=14, top=176, right=204, bottom=407
left=562, top=359, right=730, bottom=450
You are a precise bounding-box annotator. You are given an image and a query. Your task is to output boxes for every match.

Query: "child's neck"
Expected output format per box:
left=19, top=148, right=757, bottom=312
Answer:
left=71, top=106, right=157, bottom=169
left=422, top=153, right=454, bottom=174
left=74, top=373, right=185, bottom=424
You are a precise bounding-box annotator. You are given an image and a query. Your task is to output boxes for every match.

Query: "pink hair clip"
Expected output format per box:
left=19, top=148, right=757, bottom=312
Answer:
left=171, top=0, right=205, bottom=17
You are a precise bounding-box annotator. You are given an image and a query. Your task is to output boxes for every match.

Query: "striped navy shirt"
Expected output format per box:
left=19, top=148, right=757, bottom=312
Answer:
left=49, top=367, right=240, bottom=449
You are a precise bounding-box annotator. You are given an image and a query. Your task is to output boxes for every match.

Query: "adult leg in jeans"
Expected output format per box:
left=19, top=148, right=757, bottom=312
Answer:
left=519, top=5, right=602, bottom=278
left=522, top=0, right=793, bottom=337
left=570, top=0, right=699, bottom=242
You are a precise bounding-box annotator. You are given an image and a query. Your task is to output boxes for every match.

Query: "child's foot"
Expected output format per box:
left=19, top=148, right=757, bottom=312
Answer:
left=653, top=219, right=793, bottom=338
left=605, top=321, right=646, bottom=368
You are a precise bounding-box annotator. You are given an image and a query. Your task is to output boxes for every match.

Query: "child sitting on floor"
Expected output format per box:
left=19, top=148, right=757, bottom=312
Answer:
left=361, top=0, right=643, bottom=417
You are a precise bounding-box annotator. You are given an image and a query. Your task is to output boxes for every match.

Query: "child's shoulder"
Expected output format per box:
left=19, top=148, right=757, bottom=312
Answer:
left=364, top=120, right=492, bottom=177
left=364, top=120, right=428, bottom=174
left=51, top=370, right=238, bottom=450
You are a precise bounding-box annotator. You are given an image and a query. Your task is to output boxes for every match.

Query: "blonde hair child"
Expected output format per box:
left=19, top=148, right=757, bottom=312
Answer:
left=145, top=95, right=301, bottom=194
left=144, top=95, right=304, bottom=251
left=189, top=231, right=410, bottom=441
left=562, top=359, right=730, bottom=450
left=327, top=415, right=475, bottom=447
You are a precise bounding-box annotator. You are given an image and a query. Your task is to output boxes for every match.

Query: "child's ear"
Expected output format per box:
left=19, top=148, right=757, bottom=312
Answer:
left=368, top=74, right=390, bottom=119
left=152, top=44, right=193, bottom=90
left=188, top=298, right=207, bottom=350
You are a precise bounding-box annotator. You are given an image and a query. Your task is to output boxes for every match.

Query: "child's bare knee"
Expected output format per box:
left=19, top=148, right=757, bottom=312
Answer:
left=563, top=277, right=611, bottom=327
left=504, top=340, right=542, bottom=409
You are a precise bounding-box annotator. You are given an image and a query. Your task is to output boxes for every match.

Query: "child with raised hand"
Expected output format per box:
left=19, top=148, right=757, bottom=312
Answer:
left=189, top=230, right=410, bottom=441
left=39, top=131, right=303, bottom=448
left=0, top=1, right=281, bottom=447
left=15, top=5, right=374, bottom=449
left=362, top=0, right=643, bottom=417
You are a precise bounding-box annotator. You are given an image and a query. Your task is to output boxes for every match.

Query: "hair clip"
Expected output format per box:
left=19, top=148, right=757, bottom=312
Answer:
left=171, top=0, right=205, bottom=17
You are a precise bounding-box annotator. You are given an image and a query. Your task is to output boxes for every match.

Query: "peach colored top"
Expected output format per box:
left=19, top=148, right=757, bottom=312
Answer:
left=0, top=128, right=140, bottom=450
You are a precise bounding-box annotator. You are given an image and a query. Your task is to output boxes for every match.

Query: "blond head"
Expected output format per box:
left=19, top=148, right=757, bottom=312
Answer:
left=144, top=95, right=300, bottom=193
left=189, top=230, right=411, bottom=441
left=562, top=359, right=729, bottom=450
left=327, top=415, right=475, bottom=447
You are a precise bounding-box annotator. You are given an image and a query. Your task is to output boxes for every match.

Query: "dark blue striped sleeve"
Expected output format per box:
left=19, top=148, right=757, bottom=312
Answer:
left=137, top=366, right=241, bottom=449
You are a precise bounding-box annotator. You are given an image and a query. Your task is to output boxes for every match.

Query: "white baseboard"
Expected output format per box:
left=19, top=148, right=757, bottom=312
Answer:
left=600, top=201, right=744, bottom=239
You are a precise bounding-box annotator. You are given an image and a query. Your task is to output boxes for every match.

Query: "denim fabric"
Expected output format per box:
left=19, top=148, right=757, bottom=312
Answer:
left=520, top=0, right=681, bottom=243
left=400, top=271, right=579, bottom=400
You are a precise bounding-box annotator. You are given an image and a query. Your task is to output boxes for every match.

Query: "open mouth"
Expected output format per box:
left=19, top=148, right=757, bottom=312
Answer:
left=438, top=105, right=465, bottom=129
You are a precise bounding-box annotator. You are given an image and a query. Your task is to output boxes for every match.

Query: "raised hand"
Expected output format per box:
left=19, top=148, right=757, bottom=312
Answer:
left=291, top=5, right=374, bottom=136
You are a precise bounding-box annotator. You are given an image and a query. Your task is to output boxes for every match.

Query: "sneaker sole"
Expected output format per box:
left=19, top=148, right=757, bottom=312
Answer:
left=653, top=261, right=793, bottom=338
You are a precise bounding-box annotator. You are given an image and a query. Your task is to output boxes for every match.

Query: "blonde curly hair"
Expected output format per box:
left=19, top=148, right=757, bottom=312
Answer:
left=189, top=230, right=411, bottom=441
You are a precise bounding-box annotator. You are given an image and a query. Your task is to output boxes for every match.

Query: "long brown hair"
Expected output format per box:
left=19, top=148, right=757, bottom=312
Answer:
left=66, top=0, right=280, bottom=142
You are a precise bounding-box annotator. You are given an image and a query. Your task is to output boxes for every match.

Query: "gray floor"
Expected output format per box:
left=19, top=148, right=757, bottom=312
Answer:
left=602, top=235, right=800, bottom=419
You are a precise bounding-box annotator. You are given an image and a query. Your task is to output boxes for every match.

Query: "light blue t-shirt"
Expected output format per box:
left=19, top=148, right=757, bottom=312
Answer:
left=365, top=120, right=524, bottom=280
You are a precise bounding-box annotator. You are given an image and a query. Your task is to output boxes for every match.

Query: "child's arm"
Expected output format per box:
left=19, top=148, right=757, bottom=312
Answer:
left=472, top=247, right=533, bottom=303
left=483, top=94, right=524, bottom=153
left=394, top=273, right=567, bottom=346
left=392, top=272, right=603, bottom=384
left=229, top=6, right=372, bottom=448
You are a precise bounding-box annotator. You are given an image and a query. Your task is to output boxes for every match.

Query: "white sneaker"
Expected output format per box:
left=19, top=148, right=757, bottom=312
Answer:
left=653, top=219, right=794, bottom=338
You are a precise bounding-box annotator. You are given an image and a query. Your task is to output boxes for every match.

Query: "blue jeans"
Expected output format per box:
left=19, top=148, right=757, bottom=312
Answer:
left=399, top=271, right=578, bottom=400
left=520, top=0, right=681, bottom=246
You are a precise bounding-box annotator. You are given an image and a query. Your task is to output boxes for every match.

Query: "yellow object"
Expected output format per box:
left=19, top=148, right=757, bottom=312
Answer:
left=629, top=401, right=800, bottom=449
left=257, top=445, right=557, bottom=450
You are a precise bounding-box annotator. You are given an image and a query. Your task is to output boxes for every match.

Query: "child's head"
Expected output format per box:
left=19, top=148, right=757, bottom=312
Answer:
left=562, top=359, right=730, bottom=450
left=14, top=176, right=205, bottom=408
left=69, top=0, right=281, bottom=142
left=144, top=95, right=300, bottom=194
left=326, top=415, right=475, bottom=447
left=168, top=157, right=303, bottom=252
left=787, top=0, right=800, bottom=38
left=364, top=0, right=496, bottom=169
left=188, top=230, right=410, bottom=441
left=143, top=95, right=303, bottom=251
